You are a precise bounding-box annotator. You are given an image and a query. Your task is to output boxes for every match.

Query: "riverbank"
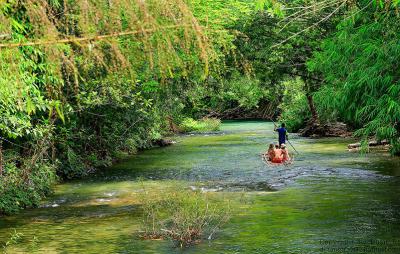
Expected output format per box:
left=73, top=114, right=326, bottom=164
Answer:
left=0, top=118, right=221, bottom=216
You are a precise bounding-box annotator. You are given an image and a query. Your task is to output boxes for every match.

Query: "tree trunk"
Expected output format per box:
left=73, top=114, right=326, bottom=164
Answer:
left=306, top=93, right=319, bottom=124
left=303, top=78, right=319, bottom=125
left=167, top=116, right=179, bottom=133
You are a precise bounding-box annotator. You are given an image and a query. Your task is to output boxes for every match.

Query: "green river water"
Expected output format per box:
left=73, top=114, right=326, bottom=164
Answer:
left=1, top=121, right=400, bottom=253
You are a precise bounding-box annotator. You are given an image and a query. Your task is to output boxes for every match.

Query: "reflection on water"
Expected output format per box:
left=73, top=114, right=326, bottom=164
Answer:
left=1, top=121, right=400, bottom=253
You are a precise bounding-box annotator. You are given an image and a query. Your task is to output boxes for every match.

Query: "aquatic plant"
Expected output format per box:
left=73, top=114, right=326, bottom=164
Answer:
left=138, top=185, right=230, bottom=248
left=1, top=229, right=40, bottom=254
left=2, top=229, right=23, bottom=254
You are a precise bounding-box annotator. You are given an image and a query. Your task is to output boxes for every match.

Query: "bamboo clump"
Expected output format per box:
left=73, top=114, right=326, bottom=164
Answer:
left=0, top=0, right=213, bottom=100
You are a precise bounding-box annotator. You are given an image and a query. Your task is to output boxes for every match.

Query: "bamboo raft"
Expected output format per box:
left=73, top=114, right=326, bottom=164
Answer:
left=261, top=153, right=294, bottom=166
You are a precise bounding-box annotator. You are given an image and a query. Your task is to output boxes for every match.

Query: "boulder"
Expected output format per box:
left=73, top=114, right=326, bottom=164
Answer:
left=348, top=140, right=389, bottom=149
left=152, top=139, right=175, bottom=147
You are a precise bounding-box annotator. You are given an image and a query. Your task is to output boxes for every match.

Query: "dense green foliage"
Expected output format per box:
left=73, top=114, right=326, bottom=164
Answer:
left=309, top=6, right=400, bottom=154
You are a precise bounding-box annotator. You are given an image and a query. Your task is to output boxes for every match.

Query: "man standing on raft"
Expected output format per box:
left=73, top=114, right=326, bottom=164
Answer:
left=274, top=123, right=288, bottom=146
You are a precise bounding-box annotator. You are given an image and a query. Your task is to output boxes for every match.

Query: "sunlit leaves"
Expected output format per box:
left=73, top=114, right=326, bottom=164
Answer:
left=255, top=0, right=284, bottom=17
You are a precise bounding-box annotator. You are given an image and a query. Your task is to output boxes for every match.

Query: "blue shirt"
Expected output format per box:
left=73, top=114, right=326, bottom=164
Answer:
left=277, top=127, right=287, bottom=144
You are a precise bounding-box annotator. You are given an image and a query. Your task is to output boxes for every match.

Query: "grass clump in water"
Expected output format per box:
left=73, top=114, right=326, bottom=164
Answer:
left=179, top=118, right=221, bottom=133
left=138, top=185, right=230, bottom=248
left=2, top=229, right=39, bottom=253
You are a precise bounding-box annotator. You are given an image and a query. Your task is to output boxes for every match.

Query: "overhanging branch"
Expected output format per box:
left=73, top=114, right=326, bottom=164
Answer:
left=0, top=25, right=194, bottom=49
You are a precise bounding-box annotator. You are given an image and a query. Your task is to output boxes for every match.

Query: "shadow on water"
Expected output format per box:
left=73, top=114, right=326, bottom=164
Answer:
left=1, top=121, right=400, bottom=253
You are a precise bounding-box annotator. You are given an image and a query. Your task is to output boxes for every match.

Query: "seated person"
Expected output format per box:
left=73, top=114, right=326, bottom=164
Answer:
left=281, top=144, right=290, bottom=162
left=266, top=144, right=275, bottom=161
left=272, top=144, right=283, bottom=163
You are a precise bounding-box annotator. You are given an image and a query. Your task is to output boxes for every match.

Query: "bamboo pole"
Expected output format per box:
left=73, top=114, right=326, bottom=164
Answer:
left=0, top=25, right=193, bottom=49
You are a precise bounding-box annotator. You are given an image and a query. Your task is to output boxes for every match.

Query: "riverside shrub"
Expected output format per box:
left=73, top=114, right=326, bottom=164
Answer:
left=0, top=163, right=57, bottom=215
left=179, top=118, right=221, bottom=133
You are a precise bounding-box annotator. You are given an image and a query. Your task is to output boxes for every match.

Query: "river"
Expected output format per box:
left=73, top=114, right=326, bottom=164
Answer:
left=1, top=121, right=400, bottom=253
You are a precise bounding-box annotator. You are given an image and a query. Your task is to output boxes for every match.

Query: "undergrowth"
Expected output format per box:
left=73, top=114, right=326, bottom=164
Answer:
left=0, top=160, right=57, bottom=215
